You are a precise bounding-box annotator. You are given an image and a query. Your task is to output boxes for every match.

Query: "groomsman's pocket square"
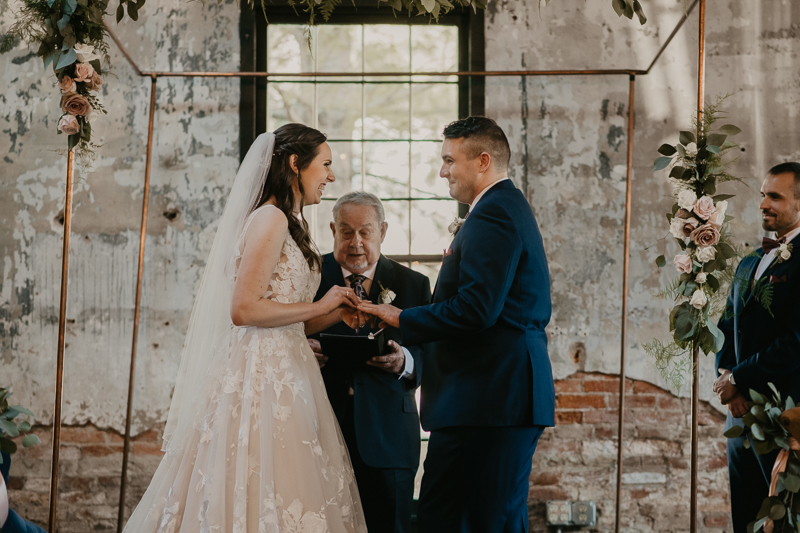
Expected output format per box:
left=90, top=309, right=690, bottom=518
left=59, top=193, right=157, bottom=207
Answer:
left=769, top=274, right=787, bottom=283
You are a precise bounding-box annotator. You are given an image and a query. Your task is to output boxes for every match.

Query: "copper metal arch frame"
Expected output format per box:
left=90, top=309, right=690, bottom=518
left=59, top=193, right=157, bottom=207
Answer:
left=46, top=2, right=704, bottom=531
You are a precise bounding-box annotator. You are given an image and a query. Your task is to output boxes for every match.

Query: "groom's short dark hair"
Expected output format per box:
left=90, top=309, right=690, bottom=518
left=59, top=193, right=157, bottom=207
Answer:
left=767, top=162, right=800, bottom=199
left=443, top=116, right=511, bottom=172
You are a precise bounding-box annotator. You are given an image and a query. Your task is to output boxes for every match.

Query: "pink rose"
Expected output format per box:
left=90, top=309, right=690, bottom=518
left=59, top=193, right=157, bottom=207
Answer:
left=58, top=115, right=81, bottom=135
left=58, top=75, right=76, bottom=94
left=673, top=254, right=693, bottom=273
left=87, top=72, right=103, bottom=92
left=708, top=211, right=725, bottom=227
left=73, top=62, right=95, bottom=83
left=694, top=195, right=716, bottom=221
left=689, top=223, right=721, bottom=247
left=60, top=93, right=91, bottom=116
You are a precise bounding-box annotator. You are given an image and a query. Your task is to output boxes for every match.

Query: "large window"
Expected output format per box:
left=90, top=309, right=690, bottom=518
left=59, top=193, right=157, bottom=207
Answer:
left=241, top=4, right=484, bottom=284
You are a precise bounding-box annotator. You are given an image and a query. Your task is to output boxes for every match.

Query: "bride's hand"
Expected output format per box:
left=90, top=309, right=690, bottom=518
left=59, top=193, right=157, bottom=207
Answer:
left=357, top=302, right=401, bottom=329
left=318, top=285, right=361, bottom=315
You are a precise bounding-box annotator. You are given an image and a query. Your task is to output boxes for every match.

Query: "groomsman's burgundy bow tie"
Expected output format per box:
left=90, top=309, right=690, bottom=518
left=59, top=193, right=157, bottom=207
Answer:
left=762, top=236, right=787, bottom=253
left=347, top=274, right=367, bottom=300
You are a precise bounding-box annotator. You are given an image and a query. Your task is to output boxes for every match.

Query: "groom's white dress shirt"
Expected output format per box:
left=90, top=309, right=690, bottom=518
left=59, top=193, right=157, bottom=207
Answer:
left=755, top=225, right=800, bottom=280
left=341, top=264, right=415, bottom=380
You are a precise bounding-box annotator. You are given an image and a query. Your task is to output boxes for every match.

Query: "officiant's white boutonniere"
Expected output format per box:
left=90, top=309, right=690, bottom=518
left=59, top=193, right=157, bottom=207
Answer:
left=378, top=281, right=396, bottom=304
left=776, top=242, right=793, bottom=264
left=448, top=216, right=465, bottom=237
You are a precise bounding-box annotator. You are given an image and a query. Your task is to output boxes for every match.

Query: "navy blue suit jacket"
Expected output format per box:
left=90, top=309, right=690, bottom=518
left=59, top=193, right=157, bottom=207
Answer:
left=400, top=180, right=554, bottom=431
left=716, top=245, right=800, bottom=429
left=1, top=451, right=46, bottom=533
left=313, top=253, right=431, bottom=470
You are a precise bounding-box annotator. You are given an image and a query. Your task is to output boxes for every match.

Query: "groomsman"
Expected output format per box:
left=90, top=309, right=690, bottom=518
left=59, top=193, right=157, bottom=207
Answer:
left=309, top=191, right=431, bottom=533
left=713, top=162, right=800, bottom=533
left=361, top=116, right=554, bottom=533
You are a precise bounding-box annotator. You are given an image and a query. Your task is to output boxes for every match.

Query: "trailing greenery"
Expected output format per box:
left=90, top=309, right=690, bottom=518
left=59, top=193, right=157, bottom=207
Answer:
left=646, top=96, right=743, bottom=391
left=724, top=386, right=800, bottom=533
left=0, top=387, right=41, bottom=464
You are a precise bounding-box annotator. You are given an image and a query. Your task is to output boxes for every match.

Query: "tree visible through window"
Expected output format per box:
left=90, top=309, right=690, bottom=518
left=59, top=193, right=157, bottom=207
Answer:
left=265, top=23, right=460, bottom=285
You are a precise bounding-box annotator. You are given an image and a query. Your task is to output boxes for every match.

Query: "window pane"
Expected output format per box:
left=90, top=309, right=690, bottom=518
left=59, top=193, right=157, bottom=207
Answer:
left=267, top=25, right=314, bottom=73
left=327, top=141, right=362, bottom=196
left=411, top=83, right=458, bottom=139
left=411, top=26, right=458, bottom=73
left=307, top=200, right=335, bottom=255
left=316, top=25, right=363, bottom=73
left=411, top=199, right=456, bottom=255
left=410, top=142, right=449, bottom=198
left=364, top=141, right=409, bottom=199
left=267, top=82, right=314, bottom=131
left=382, top=200, right=410, bottom=255
left=364, top=25, right=410, bottom=74
left=364, top=83, right=410, bottom=139
left=318, top=84, right=362, bottom=140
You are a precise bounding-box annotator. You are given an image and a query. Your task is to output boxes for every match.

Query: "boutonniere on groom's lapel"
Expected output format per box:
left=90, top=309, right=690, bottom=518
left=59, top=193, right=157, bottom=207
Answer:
left=377, top=281, right=396, bottom=304
left=775, top=242, right=793, bottom=264
left=448, top=216, right=465, bottom=237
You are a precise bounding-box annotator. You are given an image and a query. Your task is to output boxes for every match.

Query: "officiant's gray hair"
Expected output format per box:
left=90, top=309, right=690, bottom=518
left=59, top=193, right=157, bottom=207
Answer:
left=332, top=191, right=386, bottom=224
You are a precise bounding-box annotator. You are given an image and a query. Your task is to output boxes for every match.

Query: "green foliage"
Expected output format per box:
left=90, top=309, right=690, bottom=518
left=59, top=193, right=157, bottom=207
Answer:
left=726, top=387, right=800, bottom=532
left=643, top=339, right=692, bottom=392
left=0, top=387, right=41, bottom=464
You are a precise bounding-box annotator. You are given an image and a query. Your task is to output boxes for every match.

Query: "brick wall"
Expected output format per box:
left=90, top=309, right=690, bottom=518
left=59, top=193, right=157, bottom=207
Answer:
left=6, top=372, right=730, bottom=532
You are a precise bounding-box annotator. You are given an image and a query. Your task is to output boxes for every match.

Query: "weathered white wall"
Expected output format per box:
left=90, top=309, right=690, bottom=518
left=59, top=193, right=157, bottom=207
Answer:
left=486, top=0, right=800, bottom=405
left=2, top=0, right=800, bottom=435
left=1, top=0, right=241, bottom=433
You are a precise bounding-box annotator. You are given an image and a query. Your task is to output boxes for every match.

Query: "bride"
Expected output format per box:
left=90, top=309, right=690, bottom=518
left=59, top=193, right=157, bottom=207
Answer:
left=123, top=124, right=368, bottom=533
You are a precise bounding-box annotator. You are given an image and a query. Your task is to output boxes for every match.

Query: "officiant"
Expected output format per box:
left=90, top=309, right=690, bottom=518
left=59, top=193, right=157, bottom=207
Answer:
left=308, top=191, right=431, bottom=533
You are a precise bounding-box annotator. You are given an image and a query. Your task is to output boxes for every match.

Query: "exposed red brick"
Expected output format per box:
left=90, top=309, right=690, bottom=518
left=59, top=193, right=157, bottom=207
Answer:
left=133, top=430, right=160, bottom=442
left=132, top=442, right=165, bottom=456
left=106, top=432, right=124, bottom=443
left=608, top=395, right=657, bottom=409
left=657, top=396, right=683, bottom=410
left=554, top=379, right=583, bottom=393
left=583, top=409, right=619, bottom=424
left=80, top=445, right=121, bottom=457
left=528, top=487, right=569, bottom=501
left=702, top=456, right=728, bottom=470
left=630, top=488, right=651, bottom=499
left=555, top=411, right=582, bottom=425
left=60, top=426, right=106, bottom=444
left=531, top=472, right=561, bottom=485
left=632, top=381, right=667, bottom=395
left=595, top=427, right=615, bottom=438
left=703, top=514, right=729, bottom=528
left=556, top=394, right=606, bottom=409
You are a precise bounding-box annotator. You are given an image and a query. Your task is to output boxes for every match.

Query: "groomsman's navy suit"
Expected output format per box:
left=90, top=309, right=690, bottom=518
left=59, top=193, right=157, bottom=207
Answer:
left=312, top=253, right=431, bottom=533
left=716, top=242, right=800, bottom=533
left=400, top=179, right=554, bottom=533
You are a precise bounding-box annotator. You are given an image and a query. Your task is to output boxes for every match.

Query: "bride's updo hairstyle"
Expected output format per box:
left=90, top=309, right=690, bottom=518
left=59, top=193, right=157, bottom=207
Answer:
left=256, top=123, right=326, bottom=270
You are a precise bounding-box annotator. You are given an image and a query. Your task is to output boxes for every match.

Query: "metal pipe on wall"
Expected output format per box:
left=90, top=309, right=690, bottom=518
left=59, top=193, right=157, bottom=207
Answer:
left=690, top=1, right=706, bottom=531
left=116, top=75, right=158, bottom=533
left=614, top=74, right=635, bottom=533
left=48, top=149, right=75, bottom=533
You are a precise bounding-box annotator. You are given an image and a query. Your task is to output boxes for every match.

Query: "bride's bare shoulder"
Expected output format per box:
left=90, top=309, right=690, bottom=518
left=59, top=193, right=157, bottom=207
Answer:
left=243, top=204, right=289, bottom=247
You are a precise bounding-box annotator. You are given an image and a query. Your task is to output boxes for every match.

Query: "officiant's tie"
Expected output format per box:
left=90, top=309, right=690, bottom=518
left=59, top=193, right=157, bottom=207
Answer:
left=762, top=236, right=787, bottom=253
left=347, top=274, right=367, bottom=301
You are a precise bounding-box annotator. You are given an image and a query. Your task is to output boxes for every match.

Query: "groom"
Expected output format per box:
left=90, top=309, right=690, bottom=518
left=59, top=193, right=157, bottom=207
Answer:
left=360, top=116, right=554, bottom=533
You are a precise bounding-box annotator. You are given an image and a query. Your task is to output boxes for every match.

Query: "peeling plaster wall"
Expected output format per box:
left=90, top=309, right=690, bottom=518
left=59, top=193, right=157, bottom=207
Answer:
left=1, top=0, right=799, bottom=438
left=486, top=0, right=800, bottom=408
left=1, top=0, right=241, bottom=434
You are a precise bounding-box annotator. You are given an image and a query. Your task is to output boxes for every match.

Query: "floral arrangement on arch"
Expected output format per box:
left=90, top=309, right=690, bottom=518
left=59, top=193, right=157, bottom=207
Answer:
left=645, top=99, right=744, bottom=391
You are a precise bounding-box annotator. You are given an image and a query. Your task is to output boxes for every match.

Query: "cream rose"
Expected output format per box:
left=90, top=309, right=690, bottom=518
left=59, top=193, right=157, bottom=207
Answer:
left=689, top=223, right=721, bottom=247
left=673, top=254, right=693, bottom=274
left=708, top=211, right=725, bottom=227
left=684, top=142, right=698, bottom=157
left=73, top=62, right=95, bottom=83
left=669, top=217, right=685, bottom=240
left=696, top=246, right=717, bottom=264
left=715, top=200, right=728, bottom=217
left=58, top=75, right=76, bottom=94
left=677, top=189, right=698, bottom=211
left=74, top=43, right=100, bottom=63
left=60, top=92, right=91, bottom=116
left=86, top=109, right=101, bottom=124
left=58, top=115, right=81, bottom=135
left=694, top=195, right=716, bottom=220
left=695, top=272, right=707, bottom=284
left=780, top=245, right=792, bottom=261
left=690, top=289, right=708, bottom=310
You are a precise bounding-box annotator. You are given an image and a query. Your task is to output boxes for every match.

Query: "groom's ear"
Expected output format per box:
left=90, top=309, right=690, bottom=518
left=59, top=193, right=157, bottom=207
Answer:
left=478, top=151, right=493, bottom=174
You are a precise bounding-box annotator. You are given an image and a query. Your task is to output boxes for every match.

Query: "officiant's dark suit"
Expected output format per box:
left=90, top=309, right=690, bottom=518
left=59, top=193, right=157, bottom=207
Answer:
left=393, top=118, right=554, bottom=533
left=714, top=163, right=800, bottom=533
left=310, top=193, right=431, bottom=533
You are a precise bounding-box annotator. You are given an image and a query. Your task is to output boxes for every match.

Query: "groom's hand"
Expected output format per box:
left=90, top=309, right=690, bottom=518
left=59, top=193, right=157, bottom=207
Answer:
left=713, top=369, right=738, bottom=404
left=366, top=340, right=405, bottom=375
left=358, top=302, right=401, bottom=329
left=307, top=339, right=328, bottom=368
left=727, top=392, right=749, bottom=419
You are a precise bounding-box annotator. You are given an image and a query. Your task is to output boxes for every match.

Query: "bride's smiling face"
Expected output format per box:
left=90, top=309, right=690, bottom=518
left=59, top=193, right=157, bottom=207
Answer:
left=294, top=142, right=335, bottom=207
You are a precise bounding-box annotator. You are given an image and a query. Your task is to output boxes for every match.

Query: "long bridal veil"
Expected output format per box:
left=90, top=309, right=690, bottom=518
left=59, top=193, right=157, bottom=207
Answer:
left=161, top=132, right=275, bottom=453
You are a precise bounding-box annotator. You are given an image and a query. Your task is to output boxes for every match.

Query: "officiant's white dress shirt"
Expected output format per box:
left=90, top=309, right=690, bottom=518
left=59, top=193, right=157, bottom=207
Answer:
left=342, top=264, right=415, bottom=380
left=755, top=225, right=800, bottom=280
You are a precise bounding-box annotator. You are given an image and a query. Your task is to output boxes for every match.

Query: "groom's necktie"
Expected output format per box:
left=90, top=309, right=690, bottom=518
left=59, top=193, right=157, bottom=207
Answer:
left=347, top=274, right=367, bottom=301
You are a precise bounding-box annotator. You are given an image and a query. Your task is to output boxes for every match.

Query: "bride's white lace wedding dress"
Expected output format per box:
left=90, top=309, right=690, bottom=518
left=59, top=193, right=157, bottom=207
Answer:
left=123, top=204, right=367, bottom=533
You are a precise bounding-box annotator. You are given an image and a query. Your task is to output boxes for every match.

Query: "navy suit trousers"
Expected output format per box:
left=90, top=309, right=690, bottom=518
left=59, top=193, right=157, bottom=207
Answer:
left=418, top=426, right=544, bottom=533
left=727, top=432, right=779, bottom=533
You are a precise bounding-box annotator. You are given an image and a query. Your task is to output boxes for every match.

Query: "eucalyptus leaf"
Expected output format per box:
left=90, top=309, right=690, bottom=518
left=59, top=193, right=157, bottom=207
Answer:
left=116, top=3, right=124, bottom=22
left=632, top=0, right=646, bottom=24
left=18, top=420, right=31, bottom=432
left=713, top=194, right=735, bottom=201
left=706, top=318, right=725, bottom=352
left=611, top=0, right=625, bottom=17
left=0, top=437, right=17, bottom=454
left=128, top=1, right=139, bottom=21
left=22, top=434, right=41, bottom=447
left=724, top=425, right=744, bottom=438
left=751, top=423, right=765, bottom=441
left=653, top=156, right=672, bottom=172
left=707, top=145, right=721, bottom=154
left=788, top=397, right=796, bottom=410
left=769, top=383, right=780, bottom=401
left=786, top=473, right=800, bottom=493
left=669, top=166, right=686, bottom=179
left=719, top=124, right=742, bottom=136
left=0, top=418, right=20, bottom=437
left=64, top=0, right=78, bottom=15
left=57, top=14, right=70, bottom=30
left=676, top=144, right=686, bottom=158
left=679, top=131, right=696, bottom=145
left=707, top=133, right=728, bottom=147
left=656, top=255, right=666, bottom=268
left=707, top=274, right=720, bottom=291
left=56, top=48, right=77, bottom=70
left=770, top=503, right=786, bottom=520
left=658, top=144, right=677, bottom=156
